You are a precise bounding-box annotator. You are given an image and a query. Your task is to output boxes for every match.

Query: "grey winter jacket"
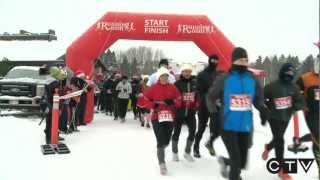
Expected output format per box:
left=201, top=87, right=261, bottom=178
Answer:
left=116, top=81, right=132, bottom=99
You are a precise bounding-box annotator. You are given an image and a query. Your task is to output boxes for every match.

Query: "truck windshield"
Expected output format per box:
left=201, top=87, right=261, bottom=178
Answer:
left=5, top=68, right=46, bottom=80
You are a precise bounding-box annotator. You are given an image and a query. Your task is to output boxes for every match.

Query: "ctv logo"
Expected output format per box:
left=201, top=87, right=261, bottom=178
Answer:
left=267, top=158, right=314, bottom=174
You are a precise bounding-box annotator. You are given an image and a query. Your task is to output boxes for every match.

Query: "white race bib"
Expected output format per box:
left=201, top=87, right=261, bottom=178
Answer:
left=230, top=95, right=252, bottom=111
left=158, top=110, right=173, bottom=122
left=315, top=89, right=320, bottom=101
left=274, top=96, right=292, bottom=110
left=183, top=92, right=195, bottom=102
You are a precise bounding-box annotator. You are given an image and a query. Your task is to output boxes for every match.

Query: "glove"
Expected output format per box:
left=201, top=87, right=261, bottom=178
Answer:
left=260, top=106, right=271, bottom=126
left=260, top=114, right=268, bottom=126
left=164, top=99, right=174, bottom=106
left=153, top=102, right=160, bottom=109
left=260, top=113, right=269, bottom=126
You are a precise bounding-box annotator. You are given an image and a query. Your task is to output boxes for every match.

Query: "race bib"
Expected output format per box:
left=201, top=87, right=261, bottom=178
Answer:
left=274, top=96, right=292, bottom=110
left=230, top=95, right=252, bottom=111
left=183, top=92, right=195, bottom=102
left=315, top=89, right=320, bottom=101
left=158, top=110, right=173, bottom=122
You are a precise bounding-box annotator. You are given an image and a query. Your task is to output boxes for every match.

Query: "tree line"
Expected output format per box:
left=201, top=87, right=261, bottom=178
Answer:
left=99, top=46, right=166, bottom=77
left=251, top=54, right=318, bottom=84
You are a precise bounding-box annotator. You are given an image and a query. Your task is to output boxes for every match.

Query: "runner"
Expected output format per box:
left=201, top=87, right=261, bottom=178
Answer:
left=144, top=67, right=182, bottom=175
left=206, top=47, right=270, bottom=180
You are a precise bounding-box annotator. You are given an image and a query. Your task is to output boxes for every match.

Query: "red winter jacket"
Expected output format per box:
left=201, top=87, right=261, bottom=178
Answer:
left=137, top=84, right=150, bottom=108
left=143, top=82, right=182, bottom=121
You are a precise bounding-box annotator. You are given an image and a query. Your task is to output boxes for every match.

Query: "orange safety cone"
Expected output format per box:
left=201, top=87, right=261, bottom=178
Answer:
left=51, top=88, right=60, bottom=145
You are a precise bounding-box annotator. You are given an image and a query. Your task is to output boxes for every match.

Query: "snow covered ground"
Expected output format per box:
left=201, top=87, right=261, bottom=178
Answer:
left=0, top=110, right=318, bottom=180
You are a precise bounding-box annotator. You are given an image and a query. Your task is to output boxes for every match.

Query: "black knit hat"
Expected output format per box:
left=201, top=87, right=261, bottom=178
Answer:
left=279, top=63, right=295, bottom=78
left=208, top=54, right=219, bottom=65
left=159, top=58, right=169, bottom=67
left=232, top=47, right=248, bottom=63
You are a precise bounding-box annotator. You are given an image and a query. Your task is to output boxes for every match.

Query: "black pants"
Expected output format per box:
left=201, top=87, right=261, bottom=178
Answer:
left=266, top=118, right=290, bottom=163
left=44, top=113, right=52, bottom=143
left=104, top=95, right=113, bottom=114
left=305, top=112, right=320, bottom=173
left=194, top=104, right=217, bottom=150
left=76, top=93, right=87, bottom=125
left=172, top=112, right=196, bottom=143
left=221, top=131, right=250, bottom=180
left=152, top=121, right=174, bottom=148
left=131, top=97, right=138, bottom=117
left=118, top=98, right=129, bottom=119
left=152, top=121, right=173, bottom=164
left=113, top=96, right=119, bottom=119
left=59, top=102, right=69, bottom=132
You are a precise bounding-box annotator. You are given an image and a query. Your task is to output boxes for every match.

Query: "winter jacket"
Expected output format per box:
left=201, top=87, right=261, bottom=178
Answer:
left=144, top=82, right=182, bottom=121
left=206, top=70, right=269, bottom=132
left=297, top=72, right=320, bottom=114
left=116, top=80, right=132, bottom=99
left=196, top=67, right=221, bottom=107
left=112, top=79, right=121, bottom=98
left=103, top=79, right=114, bottom=96
left=264, top=79, right=305, bottom=122
left=174, top=76, right=199, bottom=118
left=131, top=79, right=141, bottom=99
left=137, top=83, right=150, bottom=108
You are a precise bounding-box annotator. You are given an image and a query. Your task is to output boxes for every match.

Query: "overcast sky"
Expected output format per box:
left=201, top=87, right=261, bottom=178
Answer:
left=0, top=0, right=318, bottom=63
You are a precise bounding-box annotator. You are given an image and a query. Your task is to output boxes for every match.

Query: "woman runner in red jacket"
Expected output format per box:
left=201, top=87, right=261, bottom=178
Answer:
left=144, top=67, right=181, bottom=175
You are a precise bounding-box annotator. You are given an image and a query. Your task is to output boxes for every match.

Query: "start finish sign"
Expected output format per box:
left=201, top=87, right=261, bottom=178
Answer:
left=230, top=95, right=252, bottom=111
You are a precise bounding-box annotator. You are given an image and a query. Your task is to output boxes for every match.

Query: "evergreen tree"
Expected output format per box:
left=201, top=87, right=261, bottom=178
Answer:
left=120, top=55, right=130, bottom=76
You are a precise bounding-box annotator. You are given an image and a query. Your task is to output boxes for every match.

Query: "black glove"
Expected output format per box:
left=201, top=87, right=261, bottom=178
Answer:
left=260, top=115, right=268, bottom=126
left=164, top=99, right=174, bottom=106
left=153, top=102, right=160, bottom=109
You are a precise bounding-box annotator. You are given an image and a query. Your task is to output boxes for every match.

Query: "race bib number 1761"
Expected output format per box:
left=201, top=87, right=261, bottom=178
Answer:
left=274, top=96, right=292, bottom=110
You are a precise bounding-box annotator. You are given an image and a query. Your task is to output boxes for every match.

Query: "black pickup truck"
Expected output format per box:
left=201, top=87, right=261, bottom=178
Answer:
left=0, top=66, right=54, bottom=109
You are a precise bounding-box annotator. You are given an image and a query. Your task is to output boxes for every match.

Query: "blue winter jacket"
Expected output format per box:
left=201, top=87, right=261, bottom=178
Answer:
left=206, top=70, right=269, bottom=132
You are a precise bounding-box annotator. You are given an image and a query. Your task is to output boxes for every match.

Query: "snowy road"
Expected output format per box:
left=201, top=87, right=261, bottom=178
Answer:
left=0, top=111, right=317, bottom=180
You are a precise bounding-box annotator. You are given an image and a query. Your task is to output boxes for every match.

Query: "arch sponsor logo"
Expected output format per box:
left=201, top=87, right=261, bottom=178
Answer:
left=177, top=24, right=215, bottom=34
left=96, top=21, right=136, bottom=32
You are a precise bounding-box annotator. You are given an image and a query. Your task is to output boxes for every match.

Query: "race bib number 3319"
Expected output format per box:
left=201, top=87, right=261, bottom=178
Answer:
left=230, top=95, right=252, bottom=111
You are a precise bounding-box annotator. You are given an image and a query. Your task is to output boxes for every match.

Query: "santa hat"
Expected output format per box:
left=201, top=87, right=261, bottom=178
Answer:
left=75, top=70, right=85, bottom=78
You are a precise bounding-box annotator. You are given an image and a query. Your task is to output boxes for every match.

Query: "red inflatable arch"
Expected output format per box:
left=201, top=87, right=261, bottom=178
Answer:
left=66, top=12, right=234, bottom=123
